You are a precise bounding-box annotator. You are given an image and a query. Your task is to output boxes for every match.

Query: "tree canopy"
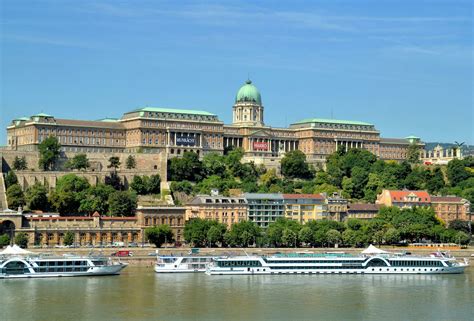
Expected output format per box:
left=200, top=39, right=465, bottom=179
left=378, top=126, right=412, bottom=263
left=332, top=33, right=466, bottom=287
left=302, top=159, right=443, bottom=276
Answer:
left=38, top=136, right=61, bottom=170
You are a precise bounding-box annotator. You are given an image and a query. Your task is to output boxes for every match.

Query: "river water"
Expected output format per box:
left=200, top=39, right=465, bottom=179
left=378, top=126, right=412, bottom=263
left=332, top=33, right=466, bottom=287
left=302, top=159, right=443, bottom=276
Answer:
left=1, top=267, right=473, bottom=321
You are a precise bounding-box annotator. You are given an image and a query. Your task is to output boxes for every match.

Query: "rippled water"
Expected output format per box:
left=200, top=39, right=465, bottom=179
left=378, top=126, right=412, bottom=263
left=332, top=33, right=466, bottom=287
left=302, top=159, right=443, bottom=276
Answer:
left=1, top=267, right=473, bottom=321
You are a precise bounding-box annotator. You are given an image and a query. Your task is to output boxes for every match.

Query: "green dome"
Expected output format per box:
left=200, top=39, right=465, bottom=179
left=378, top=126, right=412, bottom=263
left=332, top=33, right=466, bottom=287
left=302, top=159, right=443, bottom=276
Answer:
left=235, top=80, right=262, bottom=105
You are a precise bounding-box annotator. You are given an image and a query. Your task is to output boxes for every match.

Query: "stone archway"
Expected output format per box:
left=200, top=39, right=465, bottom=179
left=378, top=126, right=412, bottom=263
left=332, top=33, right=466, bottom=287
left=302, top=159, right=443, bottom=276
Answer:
left=0, top=220, right=16, bottom=239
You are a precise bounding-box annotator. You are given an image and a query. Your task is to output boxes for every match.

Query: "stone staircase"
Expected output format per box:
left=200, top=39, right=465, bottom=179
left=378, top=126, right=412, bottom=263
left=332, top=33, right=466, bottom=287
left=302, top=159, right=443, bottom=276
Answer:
left=0, top=174, right=8, bottom=210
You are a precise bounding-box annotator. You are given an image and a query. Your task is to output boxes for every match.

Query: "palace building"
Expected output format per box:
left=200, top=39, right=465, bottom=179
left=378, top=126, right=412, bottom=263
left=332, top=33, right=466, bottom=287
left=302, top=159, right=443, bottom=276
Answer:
left=6, top=80, right=422, bottom=167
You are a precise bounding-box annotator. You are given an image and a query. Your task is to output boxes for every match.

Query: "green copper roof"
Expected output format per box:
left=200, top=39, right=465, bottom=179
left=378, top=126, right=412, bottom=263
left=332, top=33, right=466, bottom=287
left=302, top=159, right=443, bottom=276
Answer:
left=405, top=135, right=420, bottom=139
left=14, top=117, right=30, bottom=121
left=97, top=118, right=119, bottom=122
left=293, top=118, right=373, bottom=126
left=128, top=107, right=216, bottom=116
left=235, top=80, right=262, bottom=105
left=32, top=113, right=53, bottom=117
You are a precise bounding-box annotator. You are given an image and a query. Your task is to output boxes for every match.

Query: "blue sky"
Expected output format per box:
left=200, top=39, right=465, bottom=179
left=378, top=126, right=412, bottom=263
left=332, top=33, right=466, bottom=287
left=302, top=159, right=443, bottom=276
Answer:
left=1, top=0, right=473, bottom=144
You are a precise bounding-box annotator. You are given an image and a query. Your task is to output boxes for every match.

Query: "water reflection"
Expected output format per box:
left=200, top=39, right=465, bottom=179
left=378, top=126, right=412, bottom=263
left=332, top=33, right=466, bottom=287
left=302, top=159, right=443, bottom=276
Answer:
left=1, top=268, right=472, bottom=321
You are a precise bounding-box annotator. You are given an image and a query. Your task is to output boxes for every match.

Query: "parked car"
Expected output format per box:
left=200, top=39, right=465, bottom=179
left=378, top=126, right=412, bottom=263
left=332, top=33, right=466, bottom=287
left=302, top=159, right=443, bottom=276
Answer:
left=128, top=242, right=138, bottom=247
left=111, top=250, right=133, bottom=257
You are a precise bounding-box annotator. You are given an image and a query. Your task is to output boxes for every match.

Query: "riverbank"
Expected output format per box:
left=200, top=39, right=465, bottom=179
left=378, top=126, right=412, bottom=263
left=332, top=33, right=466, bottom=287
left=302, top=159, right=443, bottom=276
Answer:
left=24, top=246, right=474, bottom=266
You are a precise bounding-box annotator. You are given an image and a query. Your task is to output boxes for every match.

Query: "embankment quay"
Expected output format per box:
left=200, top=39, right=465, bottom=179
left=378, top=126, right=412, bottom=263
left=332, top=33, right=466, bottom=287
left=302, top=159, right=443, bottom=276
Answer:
left=24, top=247, right=474, bottom=267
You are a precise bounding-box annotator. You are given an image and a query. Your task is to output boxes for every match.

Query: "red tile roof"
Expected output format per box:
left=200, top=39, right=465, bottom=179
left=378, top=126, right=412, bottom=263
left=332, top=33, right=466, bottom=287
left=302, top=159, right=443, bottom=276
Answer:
left=283, top=194, right=325, bottom=199
left=387, top=190, right=431, bottom=203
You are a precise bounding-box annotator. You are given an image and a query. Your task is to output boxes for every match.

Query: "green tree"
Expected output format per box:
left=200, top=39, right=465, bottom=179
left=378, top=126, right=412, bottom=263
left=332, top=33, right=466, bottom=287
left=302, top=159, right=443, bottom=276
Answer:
left=25, top=183, right=50, bottom=211
left=364, top=173, right=385, bottom=202
left=146, top=174, right=161, bottom=194
left=202, top=152, right=226, bottom=177
left=108, top=191, right=137, bottom=217
left=65, top=153, right=90, bottom=170
left=313, top=183, right=339, bottom=195
left=168, top=152, right=203, bottom=182
left=225, top=221, right=260, bottom=247
left=298, top=226, right=313, bottom=246
left=326, top=229, right=341, bottom=247
left=63, top=231, right=75, bottom=246
left=281, top=228, right=297, bottom=247
left=12, top=156, right=28, bottom=170
left=79, top=184, right=115, bottom=214
left=350, top=166, right=369, bottom=199
left=341, top=177, right=354, bottom=199
left=130, top=176, right=146, bottom=194
left=455, top=231, right=470, bottom=245
left=281, top=150, right=312, bottom=179
left=107, top=156, right=121, bottom=171
left=0, top=234, right=11, bottom=247
left=105, top=172, right=123, bottom=190
left=170, top=181, right=193, bottom=195
left=207, top=225, right=227, bottom=247
left=184, top=218, right=218, bottom=247
left=448, top=220, right=470, bottom=233
left=38, top=136, right=61, bottom=170
left=6, top=184, right=25, bottom=210
left=4, top=171, right=18, bottom=188
left=125, top=155, right=136, bottom=169
left=145, top=225, right=174, bottom=247
left=406, top=142, right=421, bottom=164
left=49, top=174, right=90, bottom=214
left=447, top=158, right=471, bottom=186
left=14, top=232, right=29, bottom=248
left=384, top=228, right=400, bottom=245
left=426, top=167, right=445, bottom=194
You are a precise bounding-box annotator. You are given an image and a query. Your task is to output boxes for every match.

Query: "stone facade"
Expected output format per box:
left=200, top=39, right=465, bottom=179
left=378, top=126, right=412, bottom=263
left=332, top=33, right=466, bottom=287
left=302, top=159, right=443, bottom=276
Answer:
left=185, top=195, right=248, bottom=229
left=5, top=80, right=421, bottom=171
left=431, top=196, right=471, bottom=224
left=0, top=205, right=186, bottom=247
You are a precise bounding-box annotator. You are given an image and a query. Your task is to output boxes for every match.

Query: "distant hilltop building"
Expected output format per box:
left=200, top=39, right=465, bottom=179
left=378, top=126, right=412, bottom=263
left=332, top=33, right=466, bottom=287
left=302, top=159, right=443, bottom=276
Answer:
left=420, top=144, right=463, bottom=165
left=5, top=80, right=422, bottom=168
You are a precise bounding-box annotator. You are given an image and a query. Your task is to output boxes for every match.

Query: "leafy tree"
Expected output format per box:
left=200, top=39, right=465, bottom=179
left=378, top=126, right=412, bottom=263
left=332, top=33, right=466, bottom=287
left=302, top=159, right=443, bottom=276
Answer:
left=105, top=172, right=123, bottom=190
left=25, top=183, right=50, bottom=211
left=406, top=143, right=421, bottom=164
left=350, top=166, right=369, bottom=199
left=363, top=173, right=384, bottom=202
left=426, top=167, right=445, bottom=194
left=298, top=226, right=313, bottom=246
left=49, top=174, right=90, bottom=214
left=346, top=219, right=364, bottom=231
left=65, top=153, right=90, bottom=170
left=168, top=152, right=203, bottom=182
left=281, top=228, right=297, bottom=247
left=146, top=174, right=161, bottom=194
left=340, top=149, right=377, bottom=176
left=125, top=155, right=136, bottom=169
left=0, top=234, right=11, bottom=247
left=6, top=184, right=25, bottom=210
left=384, top=228, right=400, bottom=245
left=447, top=158, right=471, bottom=186
left=14, top=232, right=29, bottom=248
left=313, top=183, right=339, bottom=195
left=145, top=225, right=174, bottom=247
left=107, top=156, right=121, bottom=171
left=207, top=225, right=227, bottom=247
left=13, top=156, right=28, bottom=170
left=79, top=184, right=115, bottom=214
left=266, top=218, right=301, bottom=247
left=202, top=152, right=226, bottom=177
left=183, top=218, right=222, bottom=247
left=4, top=171, right=18, bottom=188
left=63, top=231, right=75, bottom=246
left=225, top=221, right=260, bottom=247
left=170, top=181, right=193, bottom=195
left=281, top=150, right=312, bottom=179
left=38, top=136, right=61, bottom=170
left=341, top=177, right=354, bottom=199
left=455, top=231, right=470, bottom=245
left=326, top=229, right=341, bottom=247
left=448, top=220, right=470, bottom=234
left=108, top=191, right=137, bottom=217
left=130, top=176, right=146, bottom=194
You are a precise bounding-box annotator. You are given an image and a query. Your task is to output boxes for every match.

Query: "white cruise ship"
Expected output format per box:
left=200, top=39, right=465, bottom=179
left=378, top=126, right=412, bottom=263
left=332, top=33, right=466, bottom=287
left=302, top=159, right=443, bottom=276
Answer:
left=206, top=246, right=468, bottom=275
left=0, top=254, right=127, bottom=279
left=155, top=255, right=218, bottom=273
